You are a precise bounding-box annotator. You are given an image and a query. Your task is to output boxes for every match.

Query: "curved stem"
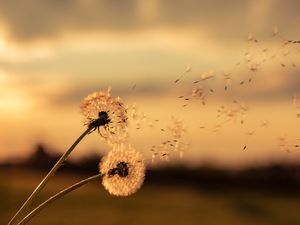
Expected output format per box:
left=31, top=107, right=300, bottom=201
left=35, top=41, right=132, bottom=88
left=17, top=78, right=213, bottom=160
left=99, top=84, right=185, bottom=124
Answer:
left=17, top=174, right=102, bottom=225
left=8, top=127, right=92, bottom=225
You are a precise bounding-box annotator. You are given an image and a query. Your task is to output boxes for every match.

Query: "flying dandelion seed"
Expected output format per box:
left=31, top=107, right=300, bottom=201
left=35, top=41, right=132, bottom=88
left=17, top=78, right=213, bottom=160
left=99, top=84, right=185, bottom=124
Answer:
left=249, top=63, right=259, bottom=73
left=173, top=64, right=191, bottom=84
left=170, top=117, right=188, bottom=156
left=185, top=64, right=192, bottom=73
left=151, top=117, right=188, bottom=162
left=260, top=120, right=269, bottom=128
left=247, top=33, right=254, bottom=42
left=211, top=123, right=222, bottom=133
left=223, top=72, right=232, bottom=91
left=128, top=103, right=158, bottom=129
left=80, top=87, right=128, bottom=143
left=240, top=130, right=255, bottom=151
left=278, top=136, right=291, bottom=153
left=239, top=61, right=260, bottom=85
left=189, top=85, right=207, bottom=104
left=282, top=49, right=290, bottom=57
left=273, top=34, right=299, bottom=68
left=131, top=84, right=137, bottom=90
left=273, top=26, right=279, bottom=36
left=245, top=130, right=255, bottom=136
left=200, top=70, right=215, bottom=81
left=160, top=151, right=169, bottom=161
left=293, top=93, right=298, bottom=106
left=99, top=144, right=145, bottom=196
left=215, top=101, right=248, bottom=127
left=279, top=137, right=300, bottom=152
left=192, top=87, right=200, bottom=97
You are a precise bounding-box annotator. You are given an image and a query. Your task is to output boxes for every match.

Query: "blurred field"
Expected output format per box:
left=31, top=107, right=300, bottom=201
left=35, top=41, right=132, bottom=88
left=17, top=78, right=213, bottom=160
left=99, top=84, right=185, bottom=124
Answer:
left=2, top=168, right=300, bottom=225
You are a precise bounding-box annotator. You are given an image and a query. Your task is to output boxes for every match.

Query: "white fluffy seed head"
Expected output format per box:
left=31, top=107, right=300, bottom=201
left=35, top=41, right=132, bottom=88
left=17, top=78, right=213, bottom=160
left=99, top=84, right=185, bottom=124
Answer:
left=80, top=89, right=128, bottom=143
left=99, top=144, right=146, bottom=196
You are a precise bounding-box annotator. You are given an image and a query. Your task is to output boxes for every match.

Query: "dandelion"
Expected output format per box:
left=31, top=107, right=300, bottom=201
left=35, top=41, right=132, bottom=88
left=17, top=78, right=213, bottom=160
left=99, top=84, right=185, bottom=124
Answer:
left=99, top=144, right=145, bottom=196
left=80, top=87, right=128, bottom=143
left=9, top=89, right=127, bottom=225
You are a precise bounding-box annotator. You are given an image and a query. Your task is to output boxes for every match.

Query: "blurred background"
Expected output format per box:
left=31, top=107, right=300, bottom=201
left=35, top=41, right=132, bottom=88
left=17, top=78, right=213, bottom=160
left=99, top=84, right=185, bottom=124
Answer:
left=1, top=0, right=300, bottom=224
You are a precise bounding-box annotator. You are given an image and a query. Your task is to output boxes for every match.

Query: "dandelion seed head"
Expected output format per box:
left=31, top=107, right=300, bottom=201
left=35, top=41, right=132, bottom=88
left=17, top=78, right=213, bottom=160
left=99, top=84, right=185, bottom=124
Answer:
left=99, top=144, right=145, bottom=196
left=80, top=89, right=128, bottom=143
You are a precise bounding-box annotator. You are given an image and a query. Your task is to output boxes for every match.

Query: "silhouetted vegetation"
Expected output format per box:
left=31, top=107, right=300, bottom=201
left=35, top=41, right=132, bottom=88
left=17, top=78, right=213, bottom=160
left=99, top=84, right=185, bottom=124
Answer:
left=146, top=164, right=300, bottom=194
left=2, top=144, right=300, bottom=194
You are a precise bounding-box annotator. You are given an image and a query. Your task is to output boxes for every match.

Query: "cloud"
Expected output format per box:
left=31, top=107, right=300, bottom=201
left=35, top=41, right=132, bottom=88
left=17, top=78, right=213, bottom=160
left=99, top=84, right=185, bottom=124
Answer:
left=0, top=0, right=299, bottom=44
left=0, top=0, right=300, bottom=108
left=0, top=0, right=139, bottom=42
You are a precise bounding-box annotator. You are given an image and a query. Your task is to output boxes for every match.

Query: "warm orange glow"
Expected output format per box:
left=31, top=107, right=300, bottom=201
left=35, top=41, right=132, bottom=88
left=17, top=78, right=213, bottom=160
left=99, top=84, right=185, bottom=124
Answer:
left=0, top=1, right=299, bottom=168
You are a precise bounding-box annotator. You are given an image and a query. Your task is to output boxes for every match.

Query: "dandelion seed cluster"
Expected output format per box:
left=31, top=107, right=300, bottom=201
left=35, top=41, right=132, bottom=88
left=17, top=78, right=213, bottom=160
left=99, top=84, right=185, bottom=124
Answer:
left=167, top=28, right=300, bottom=152
left=79, top=27, right=300, bottom=197
left=151, top=116, right=188, bottom=162
left=128, top=102, right=156, bottom=129
left=99, top=144, right=145, bottom=196
left=80, top=88, right=128, bottom=143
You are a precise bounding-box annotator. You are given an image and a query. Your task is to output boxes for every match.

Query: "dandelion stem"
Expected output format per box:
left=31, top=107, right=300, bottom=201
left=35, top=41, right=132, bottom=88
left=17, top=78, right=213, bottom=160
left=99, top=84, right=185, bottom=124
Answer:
left=17, top=174, right=102, bottom=225
left=8, top=127, right=92, bottom=225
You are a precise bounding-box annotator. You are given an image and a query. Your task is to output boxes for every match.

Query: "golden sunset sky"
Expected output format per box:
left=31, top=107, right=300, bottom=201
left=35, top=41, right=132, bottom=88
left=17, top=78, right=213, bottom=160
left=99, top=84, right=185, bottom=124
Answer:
left=0, top=0, right=300, bottom=168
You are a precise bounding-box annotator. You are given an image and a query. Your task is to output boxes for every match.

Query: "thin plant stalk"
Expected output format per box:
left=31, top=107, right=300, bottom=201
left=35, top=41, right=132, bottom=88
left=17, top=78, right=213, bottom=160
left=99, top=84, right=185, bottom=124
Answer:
left=17, top=174, right=102, bottom=225
left=8, top=127, right=92, bottom=225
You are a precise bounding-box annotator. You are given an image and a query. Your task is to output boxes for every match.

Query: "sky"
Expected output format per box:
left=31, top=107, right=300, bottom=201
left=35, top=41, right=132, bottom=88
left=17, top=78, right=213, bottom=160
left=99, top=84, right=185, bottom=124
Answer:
left=0, top=0, right=300, bottom=168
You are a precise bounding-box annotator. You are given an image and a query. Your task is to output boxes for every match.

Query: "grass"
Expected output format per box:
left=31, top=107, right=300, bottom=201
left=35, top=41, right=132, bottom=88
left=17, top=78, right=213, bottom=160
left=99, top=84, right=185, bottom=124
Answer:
left=2, top=168, right=300, bottom=225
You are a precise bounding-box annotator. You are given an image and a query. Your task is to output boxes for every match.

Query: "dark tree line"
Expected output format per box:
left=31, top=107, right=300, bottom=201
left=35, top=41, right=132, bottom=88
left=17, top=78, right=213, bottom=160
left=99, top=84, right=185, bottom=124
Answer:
left=2, top=144, right=300, bottom=193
